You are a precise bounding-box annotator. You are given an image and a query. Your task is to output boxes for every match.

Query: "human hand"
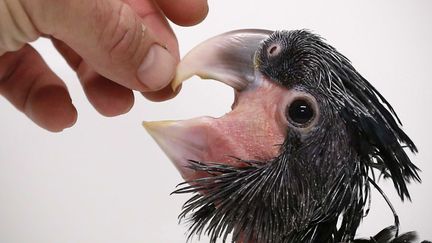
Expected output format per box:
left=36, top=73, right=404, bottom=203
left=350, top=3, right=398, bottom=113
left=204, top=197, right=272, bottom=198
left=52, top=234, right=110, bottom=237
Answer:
left=0, top=0, right=208, bottom=132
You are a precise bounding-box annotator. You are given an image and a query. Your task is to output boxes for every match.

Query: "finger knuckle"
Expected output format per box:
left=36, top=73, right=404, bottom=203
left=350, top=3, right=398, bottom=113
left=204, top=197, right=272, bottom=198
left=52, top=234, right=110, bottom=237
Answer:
left=103, top=4, right=142, bottom=64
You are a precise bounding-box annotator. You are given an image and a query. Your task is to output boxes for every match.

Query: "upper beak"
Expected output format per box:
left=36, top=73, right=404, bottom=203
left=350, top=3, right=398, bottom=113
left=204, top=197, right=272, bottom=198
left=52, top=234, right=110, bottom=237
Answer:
left=171, top=29, right=273, bottom=91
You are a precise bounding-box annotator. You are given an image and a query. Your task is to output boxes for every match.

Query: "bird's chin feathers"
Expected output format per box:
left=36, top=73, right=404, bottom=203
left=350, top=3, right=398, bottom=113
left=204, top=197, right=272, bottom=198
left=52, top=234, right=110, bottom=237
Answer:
left=173, top=158, right=423, bottom=243
left=173, top=136, right=368, bottom=243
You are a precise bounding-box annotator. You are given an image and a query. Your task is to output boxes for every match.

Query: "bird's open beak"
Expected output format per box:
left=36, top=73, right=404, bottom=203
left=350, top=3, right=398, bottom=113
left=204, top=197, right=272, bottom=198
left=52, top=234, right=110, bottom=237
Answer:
left=143, top=29, right=286, bottom=181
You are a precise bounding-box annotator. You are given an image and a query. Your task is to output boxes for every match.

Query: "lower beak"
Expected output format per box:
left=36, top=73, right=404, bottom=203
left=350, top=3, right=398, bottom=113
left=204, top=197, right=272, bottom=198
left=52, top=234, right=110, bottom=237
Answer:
left=143, top=118, right=214, bottom=179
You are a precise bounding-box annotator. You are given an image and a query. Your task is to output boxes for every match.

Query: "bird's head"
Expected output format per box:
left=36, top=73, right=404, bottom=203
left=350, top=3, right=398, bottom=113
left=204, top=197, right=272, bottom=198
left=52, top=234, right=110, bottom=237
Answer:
left=144, top=30, right=420, bottom=243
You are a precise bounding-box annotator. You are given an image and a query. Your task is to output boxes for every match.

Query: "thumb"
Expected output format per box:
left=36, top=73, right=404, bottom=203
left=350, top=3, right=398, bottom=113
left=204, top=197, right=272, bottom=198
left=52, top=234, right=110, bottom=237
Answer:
left=22, top=0, right=178, bottom=92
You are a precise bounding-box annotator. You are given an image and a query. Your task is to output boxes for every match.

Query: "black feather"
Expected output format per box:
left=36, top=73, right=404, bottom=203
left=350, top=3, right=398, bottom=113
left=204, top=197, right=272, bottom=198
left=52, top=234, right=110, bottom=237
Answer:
left=353, top=226, right=418, bottom=243
left=173, top=30, right=424, bottom=243
left=258, top=30, right=420, bottom=201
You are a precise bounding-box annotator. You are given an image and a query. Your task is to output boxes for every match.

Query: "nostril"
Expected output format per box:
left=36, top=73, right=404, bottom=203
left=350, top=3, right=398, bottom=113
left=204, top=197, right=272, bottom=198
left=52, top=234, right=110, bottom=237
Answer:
left=267, top=43, right=281, bottom=57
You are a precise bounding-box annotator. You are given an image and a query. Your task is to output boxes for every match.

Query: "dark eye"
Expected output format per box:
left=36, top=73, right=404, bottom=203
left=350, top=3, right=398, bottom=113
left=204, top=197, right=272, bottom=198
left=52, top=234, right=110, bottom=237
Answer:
left=287, top=99, right=315, bottom=127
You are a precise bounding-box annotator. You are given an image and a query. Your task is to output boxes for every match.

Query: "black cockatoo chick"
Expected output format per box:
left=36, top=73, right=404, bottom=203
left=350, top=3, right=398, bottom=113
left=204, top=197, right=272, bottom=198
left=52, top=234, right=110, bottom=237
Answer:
left=144, top=30, right=425, bottom=243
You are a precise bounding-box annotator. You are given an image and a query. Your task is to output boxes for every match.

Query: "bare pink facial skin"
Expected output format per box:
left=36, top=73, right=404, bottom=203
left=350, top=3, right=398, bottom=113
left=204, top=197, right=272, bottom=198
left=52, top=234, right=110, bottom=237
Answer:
left=144, top=77, right=289, bottom=181
left=143, top=30, right=290, bottom=182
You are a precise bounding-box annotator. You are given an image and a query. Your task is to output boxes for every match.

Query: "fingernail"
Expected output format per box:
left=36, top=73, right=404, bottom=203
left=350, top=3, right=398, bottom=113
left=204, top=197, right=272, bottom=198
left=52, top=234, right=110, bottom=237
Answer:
left=138, top=44, right=176, bottom=91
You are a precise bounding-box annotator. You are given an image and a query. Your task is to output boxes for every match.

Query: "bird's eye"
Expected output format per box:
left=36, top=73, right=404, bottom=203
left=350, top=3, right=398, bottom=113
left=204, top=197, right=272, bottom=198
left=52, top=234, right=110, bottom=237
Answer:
left=286, top=99, right=315, bottom=127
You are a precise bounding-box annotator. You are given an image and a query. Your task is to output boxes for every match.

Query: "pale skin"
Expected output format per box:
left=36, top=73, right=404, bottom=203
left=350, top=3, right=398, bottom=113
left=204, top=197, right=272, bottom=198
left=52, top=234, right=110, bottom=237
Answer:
left=0, top=0, right=208, bottom=132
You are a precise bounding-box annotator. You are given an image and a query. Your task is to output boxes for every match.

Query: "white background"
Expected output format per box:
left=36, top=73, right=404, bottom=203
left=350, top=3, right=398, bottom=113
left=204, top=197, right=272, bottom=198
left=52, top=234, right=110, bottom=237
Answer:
left=1, top=0, right=431, bottom=242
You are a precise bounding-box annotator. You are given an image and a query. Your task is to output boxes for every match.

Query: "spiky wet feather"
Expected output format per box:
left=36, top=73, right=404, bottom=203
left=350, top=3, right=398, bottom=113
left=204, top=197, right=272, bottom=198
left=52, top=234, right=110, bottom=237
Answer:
left=258, top=30, right=420, bottom=200
left=173, top=30, right=422, bottom=243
